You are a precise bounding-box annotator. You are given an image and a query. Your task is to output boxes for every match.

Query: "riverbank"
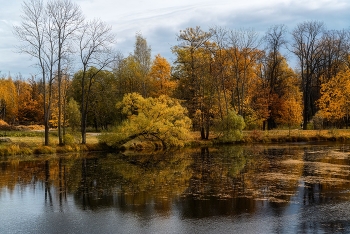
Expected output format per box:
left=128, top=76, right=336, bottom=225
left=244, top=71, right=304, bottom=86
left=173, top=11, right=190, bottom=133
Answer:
left=0, top=131, right=102, bottom=156
left=121, top=129, right=350, bottom=149
left=1, top=129, right=350, bottom=156
left=241, top=129, right=350, bottom=143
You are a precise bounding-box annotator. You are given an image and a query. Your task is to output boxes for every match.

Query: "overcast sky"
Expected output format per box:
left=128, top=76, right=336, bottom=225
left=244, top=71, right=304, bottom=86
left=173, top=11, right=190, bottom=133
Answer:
left=1, top=0, right=350, bottom=78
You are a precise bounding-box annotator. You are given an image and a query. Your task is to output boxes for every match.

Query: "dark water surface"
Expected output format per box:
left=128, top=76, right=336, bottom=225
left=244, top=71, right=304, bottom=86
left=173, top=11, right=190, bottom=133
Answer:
left=2, top=143, right=350, bottom=233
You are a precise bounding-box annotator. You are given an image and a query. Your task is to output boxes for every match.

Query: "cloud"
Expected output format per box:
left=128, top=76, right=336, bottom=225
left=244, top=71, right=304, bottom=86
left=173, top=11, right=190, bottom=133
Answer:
left=1, top=0, right=350, bottom=77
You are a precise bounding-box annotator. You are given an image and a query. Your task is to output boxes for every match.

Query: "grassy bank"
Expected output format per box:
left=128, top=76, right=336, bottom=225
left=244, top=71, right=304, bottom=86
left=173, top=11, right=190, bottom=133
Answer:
left=2, top=128, right=350, bottom=156
left=0, top=131, right=102, bottom=157
left=241, top=129, right=350, bottom=143
left=188, top=129, right=350, bottom=146
left=121, top=129, right=350, bottom=150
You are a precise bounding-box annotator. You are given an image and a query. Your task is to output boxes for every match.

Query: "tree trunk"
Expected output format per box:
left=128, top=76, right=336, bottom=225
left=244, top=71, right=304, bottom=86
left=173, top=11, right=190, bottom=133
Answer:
left=57, top=44, right=63, bottom=145
left=205, top=123, right=210, bottom=140
left=200, top=127, right=205, bottom=139
left=81, top=111, right=87, bottom=144
left=45, top=122, right=49, bottom=146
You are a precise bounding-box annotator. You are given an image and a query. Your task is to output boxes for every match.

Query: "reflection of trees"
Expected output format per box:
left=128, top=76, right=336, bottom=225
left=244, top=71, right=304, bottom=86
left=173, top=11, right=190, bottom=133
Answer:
left=179, top=145, right=306, bottom=218
left=301, top=145, right=350, bottom=206
left=65, top=151, right=193, bottom=214
left=0, top=158, right=49, bottom=192
left=185, top=146, right=246, bottom=199
left=44, top=160, right=52, bottom=206
left=0, top=146, right=304, bottom=218
left=0, top=155, right=78, bottom=211
left=246, top=146, right=304, bottom=203
left=3, top=144, right=350, bottom=224
left=0, top=152, right=192, bottom=214
left=180, top=146, right=257, bottom=217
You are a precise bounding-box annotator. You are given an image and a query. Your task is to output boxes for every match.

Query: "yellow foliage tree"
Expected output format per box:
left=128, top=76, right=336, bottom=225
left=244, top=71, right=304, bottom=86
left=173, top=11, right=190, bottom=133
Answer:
left=318, top=69, right=350, bottom=124
left=0, top=78, right=18, bottom=123
left=15, top=79, right=43, bottom=124
left=277, top=98, right=303, bottom=135
left=99, top=93, right=192, bottom=148
left=148, top=54, right=177, bottom=97
left=275, top=75, right=303, bottom=134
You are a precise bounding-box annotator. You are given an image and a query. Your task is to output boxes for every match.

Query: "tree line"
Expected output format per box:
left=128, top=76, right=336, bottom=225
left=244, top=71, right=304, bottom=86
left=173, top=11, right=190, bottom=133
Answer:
left=1, top=0, right=350, bottom=145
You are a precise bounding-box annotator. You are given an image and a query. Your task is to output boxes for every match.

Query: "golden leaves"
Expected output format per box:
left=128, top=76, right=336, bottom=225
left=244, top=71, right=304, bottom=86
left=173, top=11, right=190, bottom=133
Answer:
left=115, top=93, right=192, bottom=147
left=318, top=69, right=350, bottom=122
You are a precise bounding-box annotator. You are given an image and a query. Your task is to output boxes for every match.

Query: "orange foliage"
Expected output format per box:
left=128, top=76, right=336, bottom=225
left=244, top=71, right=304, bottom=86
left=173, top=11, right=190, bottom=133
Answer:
left=15, top=80, right=44, bottom=124
left=0, top=78, right=18, bottom=123
left=318, top=69, right=350, bottom=122
left=148, top=54, right=177, bottom=97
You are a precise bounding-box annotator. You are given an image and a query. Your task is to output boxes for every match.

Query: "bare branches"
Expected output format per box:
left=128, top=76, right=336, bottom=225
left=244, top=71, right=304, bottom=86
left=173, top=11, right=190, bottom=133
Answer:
left=177, top=26, right=212, bottom=50
left=14, top=0, right=45, bottom=67
left=79, top=19, right=116, bottom=70
left=77, top=18, right=117, bottom=144
left=14, top=0, right=54, bottom=145
left=14, top=0, right=116, bottom=145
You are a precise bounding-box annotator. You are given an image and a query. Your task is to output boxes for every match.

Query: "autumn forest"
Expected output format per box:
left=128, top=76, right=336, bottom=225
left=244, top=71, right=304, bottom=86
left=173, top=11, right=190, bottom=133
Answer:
left=2, top=0, right=350, bottom=146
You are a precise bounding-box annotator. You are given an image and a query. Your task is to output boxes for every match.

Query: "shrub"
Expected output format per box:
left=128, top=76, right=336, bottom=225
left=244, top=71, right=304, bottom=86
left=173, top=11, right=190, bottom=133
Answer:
left=56, top=145, right=74, bottom=153
left=33, top=146, right=55, bottom=155
left=85, top=143, right=103, bottom=151
left=248, top=130, right=264, bottom=142
left=63, top=133, right=76, bottom=145
left=7, top=144, right=21, bottom=155
left=214, top=110, right=245, bottom=143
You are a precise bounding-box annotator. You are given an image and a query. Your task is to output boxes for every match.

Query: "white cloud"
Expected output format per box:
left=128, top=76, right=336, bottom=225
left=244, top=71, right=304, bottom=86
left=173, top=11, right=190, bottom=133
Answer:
left=1, top=0, right=350, bottom=77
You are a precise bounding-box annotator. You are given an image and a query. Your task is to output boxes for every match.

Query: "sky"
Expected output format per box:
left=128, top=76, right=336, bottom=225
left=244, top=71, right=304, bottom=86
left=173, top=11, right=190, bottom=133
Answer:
left=1, top=0, right=350, bottom=78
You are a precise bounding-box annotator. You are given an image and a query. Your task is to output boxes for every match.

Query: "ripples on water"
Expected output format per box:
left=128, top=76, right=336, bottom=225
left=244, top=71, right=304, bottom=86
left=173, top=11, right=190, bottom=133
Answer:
left=1, top=143, right=350, bottom=233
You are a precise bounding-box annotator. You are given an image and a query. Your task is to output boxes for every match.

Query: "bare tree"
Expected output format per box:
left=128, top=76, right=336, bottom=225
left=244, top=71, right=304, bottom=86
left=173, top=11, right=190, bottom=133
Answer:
left=263, top=25, right=287, bottom=92
left=318, top=29, right=350, bottom=83
left=14, top=0, right=56, bottom=145
left=262, top=24, right=288, bottom=129
left=77, top=19, right=116, bottom=144
left=47, top=0, right=84, bottom=145
left=290, top=21, right=325, bottom=129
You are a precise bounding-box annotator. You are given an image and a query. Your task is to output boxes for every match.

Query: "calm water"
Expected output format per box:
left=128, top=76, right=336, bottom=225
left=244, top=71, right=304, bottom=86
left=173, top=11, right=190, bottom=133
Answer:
left=2, top=143, right=350, bottom=233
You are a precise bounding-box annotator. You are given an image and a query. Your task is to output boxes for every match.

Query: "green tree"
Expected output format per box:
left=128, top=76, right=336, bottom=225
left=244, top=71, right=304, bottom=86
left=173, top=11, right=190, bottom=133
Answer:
left=114, top=34, right=152, bottom=99
left=70, top=68, right=118, bottom=131
left=214, top=110, right=245, bottom=142
left=66, top=98, right=80, bottom=131
left=77, top=19, right=116, bottom=144
left=114, top=55, right=143, bottom=99
left=133, top=33, right=152, bottom=97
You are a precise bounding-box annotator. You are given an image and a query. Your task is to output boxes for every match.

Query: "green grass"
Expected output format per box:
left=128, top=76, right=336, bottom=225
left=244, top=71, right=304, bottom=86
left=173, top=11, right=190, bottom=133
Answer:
left=0, top=130, right=45, bottom=138
left=0, top=131, right=101, bottom=157
left=3, top=128, right=350, bottom=156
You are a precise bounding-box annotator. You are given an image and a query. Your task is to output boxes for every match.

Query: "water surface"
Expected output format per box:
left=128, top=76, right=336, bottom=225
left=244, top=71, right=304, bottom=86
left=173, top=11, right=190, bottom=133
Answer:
left=2, top=143, right=350, bottom=233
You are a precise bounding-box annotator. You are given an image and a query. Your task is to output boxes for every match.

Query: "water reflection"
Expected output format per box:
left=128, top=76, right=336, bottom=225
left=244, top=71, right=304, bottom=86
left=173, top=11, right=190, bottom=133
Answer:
left=1, top=144, right=350, bottom=233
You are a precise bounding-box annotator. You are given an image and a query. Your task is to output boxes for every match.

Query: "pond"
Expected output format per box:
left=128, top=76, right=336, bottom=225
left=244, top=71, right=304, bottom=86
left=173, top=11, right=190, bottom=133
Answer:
left=1, top=143, right=350, bottom=233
